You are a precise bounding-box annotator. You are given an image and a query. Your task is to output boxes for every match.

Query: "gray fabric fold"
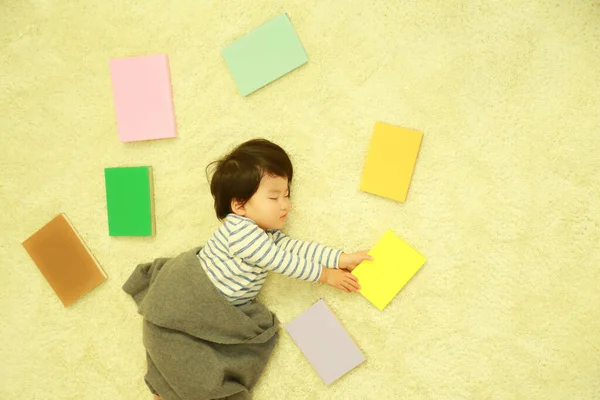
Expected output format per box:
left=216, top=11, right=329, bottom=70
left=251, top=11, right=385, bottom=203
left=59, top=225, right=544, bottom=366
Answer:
left=122, top=247, right=280, bottom=400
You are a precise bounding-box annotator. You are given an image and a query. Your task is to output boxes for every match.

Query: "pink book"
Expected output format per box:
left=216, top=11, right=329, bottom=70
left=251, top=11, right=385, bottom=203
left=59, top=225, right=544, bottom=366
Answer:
left=109, top=54, right=177, bottom=142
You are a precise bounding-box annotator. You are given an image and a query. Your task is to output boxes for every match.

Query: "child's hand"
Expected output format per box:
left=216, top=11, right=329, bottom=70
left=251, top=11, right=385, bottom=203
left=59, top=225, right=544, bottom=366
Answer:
left=319, top=268, right=361, bottom=293
left=338, top=251, right=373, bottom=272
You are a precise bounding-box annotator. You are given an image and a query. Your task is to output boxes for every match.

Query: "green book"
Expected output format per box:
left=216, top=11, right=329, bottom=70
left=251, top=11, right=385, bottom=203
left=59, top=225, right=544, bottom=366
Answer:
left=222, top=13, right=309, bottom=96
left=104, top=166, right=154, bottom=236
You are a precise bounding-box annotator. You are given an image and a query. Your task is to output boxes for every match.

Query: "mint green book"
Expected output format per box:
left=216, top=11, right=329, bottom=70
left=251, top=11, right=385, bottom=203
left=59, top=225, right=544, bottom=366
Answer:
left=104, top=166, right=154, bottom=236
left=222, top=13, right=308, bottom=96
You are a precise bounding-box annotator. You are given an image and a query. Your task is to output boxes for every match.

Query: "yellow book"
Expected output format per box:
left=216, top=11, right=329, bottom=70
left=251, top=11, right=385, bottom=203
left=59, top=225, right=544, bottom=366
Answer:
left=352, top=229, right=426, bottom=310
left=360, top=122, right=423, bottom=202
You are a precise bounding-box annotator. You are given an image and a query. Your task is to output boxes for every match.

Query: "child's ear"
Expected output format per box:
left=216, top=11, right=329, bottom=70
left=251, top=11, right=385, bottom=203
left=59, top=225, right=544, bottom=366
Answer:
left=231, top=199, right=246, bottom=216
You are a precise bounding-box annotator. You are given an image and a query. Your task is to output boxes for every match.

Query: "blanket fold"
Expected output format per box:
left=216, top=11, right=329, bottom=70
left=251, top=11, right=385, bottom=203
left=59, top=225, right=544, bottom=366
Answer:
left=122, top=247, right=280, bottom=400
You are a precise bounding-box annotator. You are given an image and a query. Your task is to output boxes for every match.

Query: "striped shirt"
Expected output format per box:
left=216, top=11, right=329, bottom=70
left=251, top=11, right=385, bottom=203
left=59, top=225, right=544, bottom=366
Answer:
left=197, top=214, right=342, bottom=306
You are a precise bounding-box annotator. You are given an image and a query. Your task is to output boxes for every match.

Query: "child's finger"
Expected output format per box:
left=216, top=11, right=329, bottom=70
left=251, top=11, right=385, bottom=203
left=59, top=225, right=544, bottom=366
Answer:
left=348, top=279, right=360, bottom=290
left=344, top=272, right=358, bottom=281
left=341, top=282, right=354, bottom=292
left=343, top=279, right=360, bottom=291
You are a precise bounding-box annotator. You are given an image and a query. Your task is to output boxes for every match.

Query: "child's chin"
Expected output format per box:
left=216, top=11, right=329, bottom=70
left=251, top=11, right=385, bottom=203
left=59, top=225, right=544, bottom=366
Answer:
left=264, top=221, right=285, bottom=230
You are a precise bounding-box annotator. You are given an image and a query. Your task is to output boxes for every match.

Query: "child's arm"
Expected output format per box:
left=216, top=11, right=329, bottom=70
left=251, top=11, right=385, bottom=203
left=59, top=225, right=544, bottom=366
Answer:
left=227, top=220, right=365, bottom=292
left=230, top=223, right=324, bottom=282
left=269, top=231, right=373, bottom=271
left=230, top=224, right=359, bottom=292
left=269, top=230, right=341, bottom=269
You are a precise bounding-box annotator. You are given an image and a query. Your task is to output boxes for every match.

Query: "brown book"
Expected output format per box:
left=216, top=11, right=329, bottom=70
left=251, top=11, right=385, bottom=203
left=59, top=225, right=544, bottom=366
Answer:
left=22, top=213, right=107, bottom=307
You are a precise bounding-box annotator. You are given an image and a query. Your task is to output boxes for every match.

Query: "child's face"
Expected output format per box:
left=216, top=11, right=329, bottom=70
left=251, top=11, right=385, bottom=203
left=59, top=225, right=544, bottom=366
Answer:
left=233, top=174, right=291, bottom=230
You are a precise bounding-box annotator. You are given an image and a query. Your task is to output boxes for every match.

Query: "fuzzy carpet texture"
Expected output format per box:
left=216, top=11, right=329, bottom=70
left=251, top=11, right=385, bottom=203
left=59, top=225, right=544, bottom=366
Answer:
left=1, top=0, right=599, bottom=399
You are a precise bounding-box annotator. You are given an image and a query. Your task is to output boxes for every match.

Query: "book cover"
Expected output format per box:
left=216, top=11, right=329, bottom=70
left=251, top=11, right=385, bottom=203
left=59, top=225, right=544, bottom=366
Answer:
left=222, top=13, right=308, bottom=96
left=104, top=166, right=155, bottom=236
left=285, top=299, right=365, bottom=385
left=360, top=122, right=423, bottom=202
left=352, top=229, right=426, bottom=310
left=22, top=213, right=107, bottom=307
left=109, top=54, right=177, bottom=142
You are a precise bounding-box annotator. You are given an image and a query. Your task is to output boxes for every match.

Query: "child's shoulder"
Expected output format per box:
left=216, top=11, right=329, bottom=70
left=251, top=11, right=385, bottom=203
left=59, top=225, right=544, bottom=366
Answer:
left=221, top=214, right=259, bottom=234
left=223, top=213, right=254, bottom=225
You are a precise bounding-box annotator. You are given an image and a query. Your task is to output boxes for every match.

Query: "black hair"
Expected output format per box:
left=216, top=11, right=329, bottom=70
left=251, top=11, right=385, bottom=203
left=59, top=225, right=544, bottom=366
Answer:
left=206, top=138, right=293, bottom=220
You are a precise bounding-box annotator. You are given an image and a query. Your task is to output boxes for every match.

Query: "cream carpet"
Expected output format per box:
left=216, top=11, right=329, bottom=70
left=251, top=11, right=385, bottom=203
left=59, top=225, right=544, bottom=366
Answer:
left=2, top=0, right=599, bottom=399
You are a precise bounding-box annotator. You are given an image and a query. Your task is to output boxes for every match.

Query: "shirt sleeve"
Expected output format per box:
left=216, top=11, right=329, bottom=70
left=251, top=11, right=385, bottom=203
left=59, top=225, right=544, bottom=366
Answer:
left=269, top=230, right=341, bottom=269
left=228, top=221, right=323, bottom=282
